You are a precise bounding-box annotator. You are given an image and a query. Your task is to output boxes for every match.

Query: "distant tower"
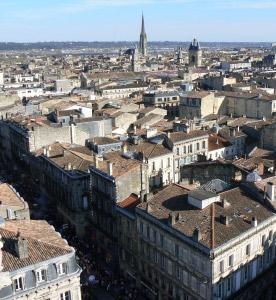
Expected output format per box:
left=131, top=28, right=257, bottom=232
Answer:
left=139, top=13, right=148, bottom=57
left=177, top=47, right=184, bottom=65
left=189, top=38, right=202, bottom=68
left=132, top=47, right=141, bottom=72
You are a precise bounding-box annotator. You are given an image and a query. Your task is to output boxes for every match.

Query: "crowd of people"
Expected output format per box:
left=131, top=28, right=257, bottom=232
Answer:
left=62, top=231, right=143, bottom=300
left=2, top=168, right=145, bottom=300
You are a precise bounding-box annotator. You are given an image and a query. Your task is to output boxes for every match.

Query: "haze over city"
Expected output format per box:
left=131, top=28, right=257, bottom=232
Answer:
left=0, top=0, right=275, bottom=42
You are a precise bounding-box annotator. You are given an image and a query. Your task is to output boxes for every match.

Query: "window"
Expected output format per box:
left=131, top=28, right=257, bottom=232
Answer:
left=218, top=283, right=222, bottom=298
left=152, top=162, right=155, bottom=171
left=269, top=230, right=273, bottom=241
left=227, top=277, right=231, bottom=292
left=196, top=143, right=200, bottom=151
left=246, top=244, right=251, bottom=256
left=219, top=260, right=224, bottom=273
left=202, top=141, right=206, bottom=149
left=262, top=235, right=266, bottom=246
left=176, top=147, right=180, bottom=155
left=167, top=158, right=170, bottom=167
left=244, top=265, right=249, bottom=281
left=183, top=146, right=186, bottom=154
left=36, top=269, right=47, bottom=283
left=147, top=225, right=150, bottom=239
left=176, top=266, right=181, bottom=280
left=60, top=291, right=71, bottom=300
left=161, top=255, right=166, bottom=269
left=13, top=277, right=24, bottom=291
left=57, top=262, right=67, bottom=276
left=229, top=254, right=234, bottom=267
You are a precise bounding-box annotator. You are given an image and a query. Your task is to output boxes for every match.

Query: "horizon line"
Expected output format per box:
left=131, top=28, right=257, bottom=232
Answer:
left=0, top=40, right=273, bottom=44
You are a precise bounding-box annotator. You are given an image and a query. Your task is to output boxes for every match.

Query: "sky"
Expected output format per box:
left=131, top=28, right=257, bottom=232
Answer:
left=0, top=0, right=275, bottom=42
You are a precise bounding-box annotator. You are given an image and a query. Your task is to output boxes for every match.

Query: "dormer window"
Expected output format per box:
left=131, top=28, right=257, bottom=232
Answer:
left=13, top=276, right=25, bottom=291
left=36, top=268, right=47, bottom=283
left=57, top=262, right=67, bottom=276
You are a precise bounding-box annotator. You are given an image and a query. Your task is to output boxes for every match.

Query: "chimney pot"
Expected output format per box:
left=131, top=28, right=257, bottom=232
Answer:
left=108, top=161, right=113, bottom=176
left=15, top=234, right=28, bottom=259
left=251, top=216, right=258, bottom=227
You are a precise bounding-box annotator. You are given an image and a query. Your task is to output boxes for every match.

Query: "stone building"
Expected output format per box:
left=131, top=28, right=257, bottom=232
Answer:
left=33, top=142, right=92, bottom=236
left=0, top=116, right=112, bottom=169
left=0, top=183, right=30, bottom=221
left=143, top=91, right=180, bottom=118
left=180, top=160, right=242, bottom=185
left=89, top=150, right=148, bottom=270
left=128, top=141, right=174, bottom=189
left=222, top=91, right=276, bottom=119
left=86, top=137, right=122, bottom=155
left=200, top=75, right=236, bottom=91
left=116, top=194, right=141, bottom=283
left=179, top=91, right=226, bottom=120
left=135, top=182, right=276, bottom=300
left=0, top=219, right=81, bottom=300
left=166, top=130, right=209, bottom=183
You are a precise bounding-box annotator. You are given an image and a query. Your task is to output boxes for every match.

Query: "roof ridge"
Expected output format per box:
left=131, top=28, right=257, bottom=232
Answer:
left=0, top=226, right=72, bottom=252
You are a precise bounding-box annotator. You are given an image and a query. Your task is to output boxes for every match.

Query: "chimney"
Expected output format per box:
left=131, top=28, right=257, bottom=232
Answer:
left=192, top=227, right=201, bottom=242
left=251, top=216, right=258, bottom=227
left=144, top=192, right=154, bottom=202
left=220, top=215, right=229, bottom=226
left=267, top=182, right=275, bottom=201
left=134, top=125, right=137, bottom=134
left=43, top=148, right=47, bottom=156
left=15, top=233, right=28, bottom=260
left=168, top=132, right=171, bottom=139
left=68, top=163, right=72, bottom=170
left=140, top=190, right=147, bottom=202
left=221, top=198, right=230, bottom=208
left=146, top=203, right=153, bottom=213
left=94, top=154, right=99, bottom=168
left=168, top=212, right=178, bottom=226
left=108, top=161, right=113, bottom=176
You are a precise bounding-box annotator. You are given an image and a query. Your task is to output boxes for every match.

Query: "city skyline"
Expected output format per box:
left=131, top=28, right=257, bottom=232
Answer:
left=0, top=0, right=275, bottom=43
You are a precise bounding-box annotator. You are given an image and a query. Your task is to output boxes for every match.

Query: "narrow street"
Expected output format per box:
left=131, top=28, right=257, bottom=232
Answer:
left=0, top=166, right=135, bottom=300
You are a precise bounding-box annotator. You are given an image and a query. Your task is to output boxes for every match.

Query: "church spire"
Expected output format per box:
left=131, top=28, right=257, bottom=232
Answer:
left=141, top=13, right=145, bottom=35
left=139, top=13, right=147, bottom=57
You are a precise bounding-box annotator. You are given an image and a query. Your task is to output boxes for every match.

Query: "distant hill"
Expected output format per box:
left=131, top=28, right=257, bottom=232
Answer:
left=0, top=41, right=271, bottom=51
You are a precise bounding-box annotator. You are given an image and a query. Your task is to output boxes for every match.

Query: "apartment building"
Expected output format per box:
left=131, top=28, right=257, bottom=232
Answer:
left=0, top=219, right=82, bottom=300
left=179, top=92, right=226, bottom=120
left=135, top=182, right=276, bottom=300
left=167, top=130, right=209, bottom=183
left=143, top=91, right=180, bottom=118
